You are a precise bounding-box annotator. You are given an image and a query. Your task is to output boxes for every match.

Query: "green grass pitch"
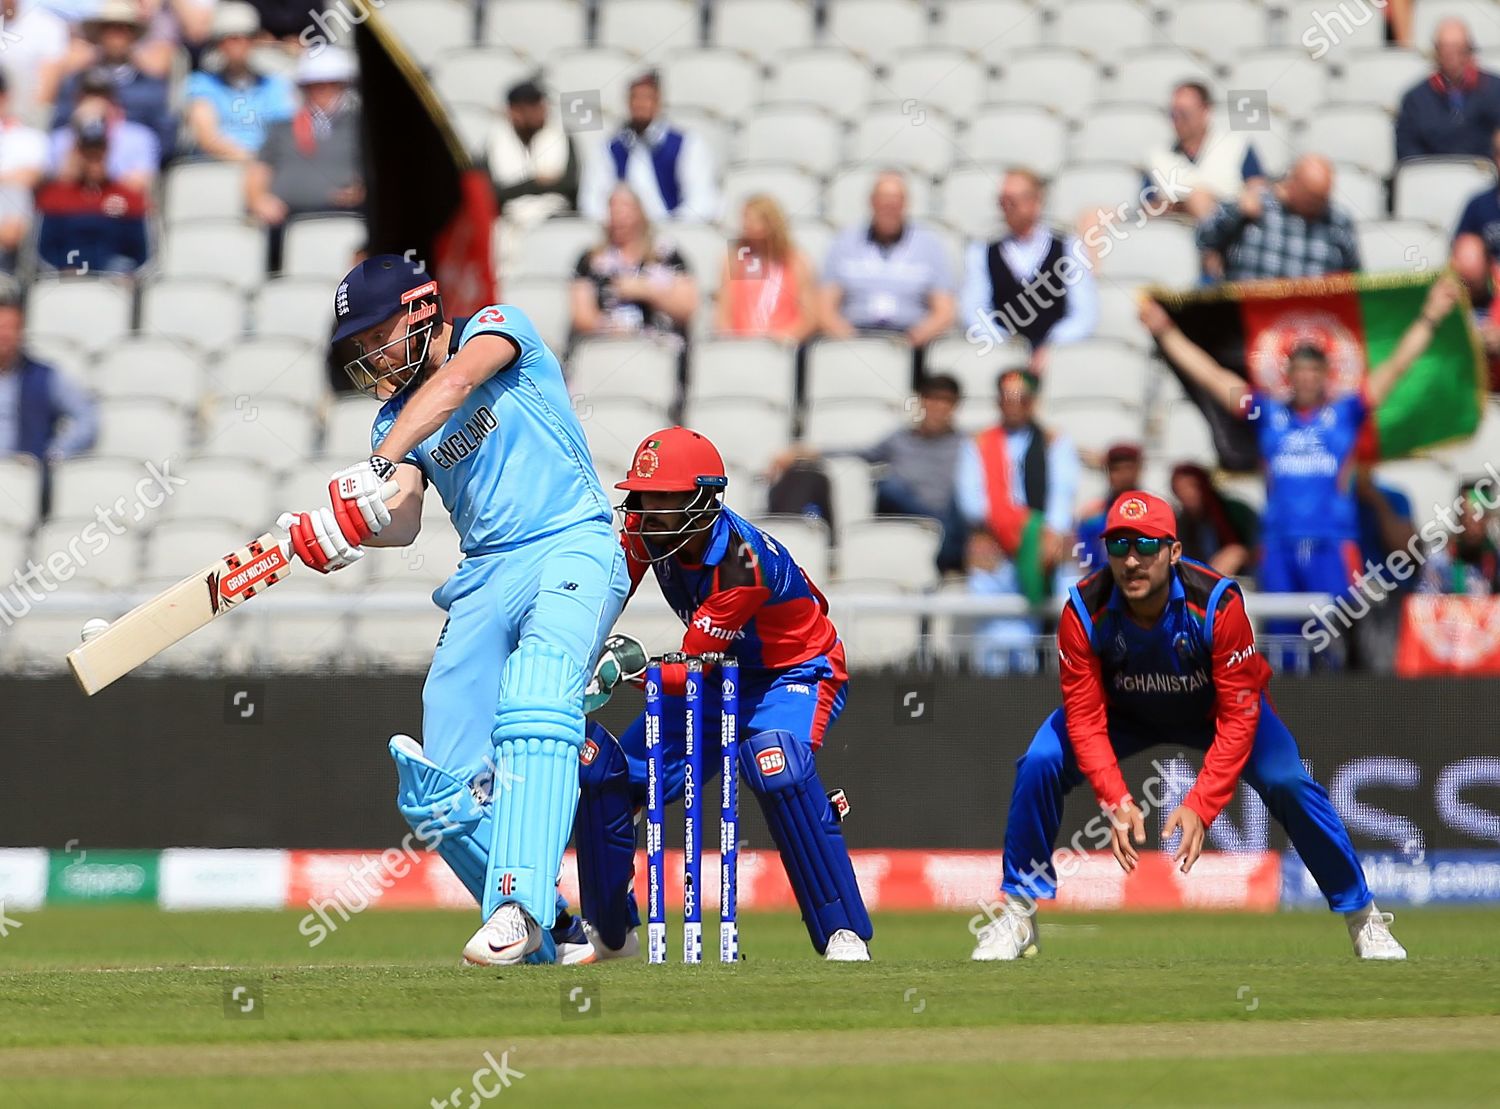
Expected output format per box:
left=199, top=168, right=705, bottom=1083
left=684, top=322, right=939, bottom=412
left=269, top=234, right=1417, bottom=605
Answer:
left=1, top=907, right=1497, bottom=1107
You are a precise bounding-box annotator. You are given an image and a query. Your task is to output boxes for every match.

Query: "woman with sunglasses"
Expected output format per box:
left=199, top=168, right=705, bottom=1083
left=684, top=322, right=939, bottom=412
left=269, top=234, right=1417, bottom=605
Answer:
left=972, top=491, right=1405, bottom=963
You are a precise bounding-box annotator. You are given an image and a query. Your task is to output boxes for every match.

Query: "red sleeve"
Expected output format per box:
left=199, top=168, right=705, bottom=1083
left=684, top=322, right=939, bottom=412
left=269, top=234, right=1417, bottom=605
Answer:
left=1058, top=605, right=1131, bottom=811
left=1184, top=589, right=1271, bottom=826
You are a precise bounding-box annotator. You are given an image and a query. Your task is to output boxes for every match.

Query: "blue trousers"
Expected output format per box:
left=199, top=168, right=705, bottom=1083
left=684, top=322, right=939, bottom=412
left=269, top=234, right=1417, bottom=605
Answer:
left=1001, top=699, right=1371, bottom=912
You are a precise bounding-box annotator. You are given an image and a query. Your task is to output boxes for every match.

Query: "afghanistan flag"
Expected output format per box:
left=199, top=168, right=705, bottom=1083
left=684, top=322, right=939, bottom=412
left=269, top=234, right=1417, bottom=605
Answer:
left=1149, top=272, right=1486, bottom=471
left=354, top=15, right=496, bottom=314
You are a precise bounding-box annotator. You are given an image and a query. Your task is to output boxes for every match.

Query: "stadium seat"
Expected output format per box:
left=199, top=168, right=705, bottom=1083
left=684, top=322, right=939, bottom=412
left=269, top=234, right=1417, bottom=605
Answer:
left=200, top=398, right=319, bottom=461
left=544, top=49, right=640, bottom=125
left=161, top=458, right=278, bottom=531
left=708, top=0, right=815, bottom=63
left=157, top=219, right=267, bottom=292
left=1105, top=48, right=1216, bottom=107
left=1047, top=164, right=1143, bottom=227
left=162, top=161, right=246, bottom=225
left=1163, top=0, right=1270, bottom=67
left=281, top=216, right=367, bottom=281
left=1094, top=282, right=1151, bottom=348
left=25, top=334, right=87, bottom=382
left=377, top=0, right=475, bottom=65
left=824, top=168, right=934, bottom=223
left=1052, top=0, right=1156, bottom=59
left=34, top=516, right=143, bottom=587
left=207, top=337, right=328, bottom=410
left=688, top=338, right=798, bottom=408
left=805, top=337, right=912, bottom=405
left=1041, top=341, right=1152, bottom=407
left=579, top=396, right=670, bottom=463
left=144, top=518, right=260, bottom=579
left=1047, top=397, right=1143, bottom=456
left=446, top=101, right=493, bottom=160
left=1285, top=0, right=1384, bottom=57
left=28, top=277, right=134, bottom=353
left=923, top=333, right=1029, bottom=400
left=48, top=458, right=153, bottom=522
left=0, top=457, right=42, bottom=531
left=763, top=48, right=874, bottom=122
left=721, top=165, right=822, bottom=226
left=661, top=48, right=761, bottom=122
left=1071, top=103, right=1166, bottom=169
left=1161, top=399, right=1215, bottom=463
left=839, top=517, right=940, bottom=587
left=1227, top=51, right=1327, bottom=123
left=500, top=277, right=569, bottom=353
left=139, top=280, right=244, bottom=348
left=1332, top=164, right=1386, bottom=223
left=690, top=398, right=792, bottom=473
left=431, top=46, right=532, bottom=108
left=367, top=523, right=464, bottom=587
left=824, top=582, right=922, bottom=667
left=791, top=217, right=834, bottom=269
left=959, top=106, right=1067, bottom=178
left=671, top=108, right=734, bottom=172
left=325, top=395, right=378, bottom=458
left=824, top=0, right=930, bottom=65
left=514, top=216, right=599, bottom=281
left=93, top=338, right=206, bottom=407
left=823, top=453, right=874, bottom=527
left=568, top=336, right=681, bottom=405
left=252, top=277, right=337, bottom=343
left=596, top=0, right=700, bottom=56
left=1356, top=220, right=1446, bottom=274
left=804, top=397, right=905, bottom=453
left=991, top=51, right=1100, bottom=123
left=737, top=107, right=846, bottom=177
left=1394, top=158, right=1496, bottom=226
left=1101, top=219, right=1199, bottom=286
left=932, top=0, right=1044, bottom=54
left=751, top=513, right=831, bottom=584
left=0, top=525, right=27, bottom=578
left=1328, top=48, right=1429, bottom=114
left=849, top=106, right=955, bottom=177
left=93, top=399, right=193, bottom=461
left=1413, top=0, right=1500, bottom=52
left=480, top=0, right=586, bottom=60
left=937, top=165, right=1005, bottom=240
left=1375, top=458, right=1458, bottom=529
left=1299, top=105, right=1396, bottom=179
left=877, top=49, right=985, bottom=123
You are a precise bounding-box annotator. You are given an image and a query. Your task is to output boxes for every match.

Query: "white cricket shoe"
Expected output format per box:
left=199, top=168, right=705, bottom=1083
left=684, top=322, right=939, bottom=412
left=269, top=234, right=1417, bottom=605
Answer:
left=559, top=920, right=640, bottom=965
left=462, top=903, right=543, bottom=966
left=1349, top=905, right=1407, bottom=961
left=824, top=929, right=871, bottom=961
left=971, top=903, right=1039, bottom=961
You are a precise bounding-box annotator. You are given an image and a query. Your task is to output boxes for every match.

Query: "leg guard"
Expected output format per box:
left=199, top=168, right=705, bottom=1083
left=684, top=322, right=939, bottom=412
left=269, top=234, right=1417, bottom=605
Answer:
left=740, top=730, right=873, bottom=953
left=389, top=735, right=490, bottom=905
left=484, top=642, right=588, bottom=925
left=574, top=723, right=641, bottom=951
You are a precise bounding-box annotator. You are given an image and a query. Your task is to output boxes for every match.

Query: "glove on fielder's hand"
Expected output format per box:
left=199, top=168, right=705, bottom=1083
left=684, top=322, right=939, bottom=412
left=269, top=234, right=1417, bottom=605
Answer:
left=583, top=633, right=648, bottom=713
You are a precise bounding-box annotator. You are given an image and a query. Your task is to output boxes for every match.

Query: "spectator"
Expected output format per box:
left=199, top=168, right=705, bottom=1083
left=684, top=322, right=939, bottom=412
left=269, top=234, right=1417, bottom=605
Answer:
left=183, top=2, right=295, bottom=161
left=1138, top=278, right=1459, bottom=652
left=490, top=78, right=579, bottom=267
left=1419, top=481, right=1500, bottom=595
left=246, top=46, right=363, bottom=271
left=956, top=369, right=1079, bottom=673
left=1145, top=82, right=1265, bottom=221
left=771, top=373, right=968, bottom=570
left=570, top=185, right=697, bottom=343
left=715, top=193, right=817, bottom=343
left=2, top=0, right=71, bottom=124
left=48, top=67, right=159, bottom=192
left=577, top=70, right=718, bottom=224
left=1195, top=156, right=1361, bottom=282
left=821, top=170, right=955, bottom=348
left=0, top=72, right=50, bottom=271
left=1450, top=130, right=1500, bottom=363
left=1074, top=442, right=1144, bottom=573
left=135, top=0, right=217, bottom=76
left=37, top=112, right=152, bottom=274
left=961, top=168, right=1097, bottom=376
left=1170, top=462, right=1257, bottom=577
left=53, top=0, right=174, bottom=160
left=0, top=275, right=98, bottom=462
left=1395, top=19, right=1500, bottom=163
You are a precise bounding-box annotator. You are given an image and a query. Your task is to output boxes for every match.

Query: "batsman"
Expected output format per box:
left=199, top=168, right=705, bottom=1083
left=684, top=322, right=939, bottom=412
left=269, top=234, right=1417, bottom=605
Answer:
left=973, top=491, right=1406, bottom=962
left=566, top=427, right=873, bottom=963
left=280, top=255, right=629, bottom=965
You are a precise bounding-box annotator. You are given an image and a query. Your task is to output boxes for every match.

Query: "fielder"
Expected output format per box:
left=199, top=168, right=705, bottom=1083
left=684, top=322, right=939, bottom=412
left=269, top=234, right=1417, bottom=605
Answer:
left=279, top=255, right=628, bottom=965
left=972, top=491, right=1406, bottom=962
left=565, top=426, right=873, bottom=963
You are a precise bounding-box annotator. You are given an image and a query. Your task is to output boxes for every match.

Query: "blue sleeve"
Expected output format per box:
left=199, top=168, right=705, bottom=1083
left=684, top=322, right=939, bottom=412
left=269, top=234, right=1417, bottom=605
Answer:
left=267, top=76, right=298, bottom=122
left=371, top=402, right=425, bottom=470
left=1455, top=194, right=1487, bottom=240
left=183, top=72, right=212, bottom=103
left=1241, top=144, right=1264, bottom=181
left=1341, top=391, right=1368, bottom=428
left=458, top=304, right=540, bottom=369
left=954, top=437, right=987, bottom=527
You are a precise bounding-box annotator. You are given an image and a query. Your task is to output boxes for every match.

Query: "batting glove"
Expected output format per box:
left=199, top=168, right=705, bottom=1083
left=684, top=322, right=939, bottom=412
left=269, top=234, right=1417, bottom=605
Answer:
left=328, top=457, right=397, bottom=546
left=278, top=508, right=365, bottom=574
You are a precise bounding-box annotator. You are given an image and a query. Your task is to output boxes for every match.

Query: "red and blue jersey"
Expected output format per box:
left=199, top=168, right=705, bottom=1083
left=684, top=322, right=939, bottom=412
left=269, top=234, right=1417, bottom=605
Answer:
left=621, top=505, right=844, bottom=688
left=1253, top=390, right=1365, bottom=541
left=1059, top=559, right=1273, bottom=825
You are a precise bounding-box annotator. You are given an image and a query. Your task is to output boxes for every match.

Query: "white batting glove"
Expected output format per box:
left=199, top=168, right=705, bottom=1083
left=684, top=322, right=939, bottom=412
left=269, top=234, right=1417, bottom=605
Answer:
left=278, top=508, right=365, bottom=574
left=328, top=457, right=398, bottom=546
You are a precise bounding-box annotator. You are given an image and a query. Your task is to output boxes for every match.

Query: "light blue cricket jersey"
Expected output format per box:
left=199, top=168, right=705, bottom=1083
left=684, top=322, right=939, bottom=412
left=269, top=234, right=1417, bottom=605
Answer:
left=371, top=305, right=611, bottom=554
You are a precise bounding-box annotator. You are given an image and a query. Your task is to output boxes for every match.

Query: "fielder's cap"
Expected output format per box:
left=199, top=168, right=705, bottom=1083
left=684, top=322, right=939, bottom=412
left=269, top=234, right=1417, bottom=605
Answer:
left=211, top=1, right=260, bottom=39
left=332, top=254, right=439, bottom=343
left=1103, top=491, right=1177, bottom=541
left=296, top=45, right=357, bottom=85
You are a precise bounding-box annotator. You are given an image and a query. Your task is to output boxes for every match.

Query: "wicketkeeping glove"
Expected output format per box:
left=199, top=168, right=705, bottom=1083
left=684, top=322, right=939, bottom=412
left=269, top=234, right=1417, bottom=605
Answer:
left=583, top=633, right=648, bottom=713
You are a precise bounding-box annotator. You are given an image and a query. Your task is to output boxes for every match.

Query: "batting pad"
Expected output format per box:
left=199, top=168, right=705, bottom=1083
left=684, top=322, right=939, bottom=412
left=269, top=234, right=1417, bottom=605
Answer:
left=740, top=730, right=873, bottom=952
left=484, top=642, right=587, bottom=925
left=575, top=723, right=641, bottom=950
left=389, top=735, right=490, bottom=906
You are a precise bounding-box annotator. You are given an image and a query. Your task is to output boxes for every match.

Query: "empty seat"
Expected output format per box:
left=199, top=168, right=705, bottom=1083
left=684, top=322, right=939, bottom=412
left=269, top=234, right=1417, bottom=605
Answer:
left=804, top=397, right=905, bottom=453
left=1047, top=398, right=1143, bottom=455
left=0, top=526, right=30, bottom=581
left=139, top=280, right=244, bottom=348
left=35, top=517, right=143, bottom=587
left=1041, top=341, right=1151, bottom=406
left=1413, top=0, right=1500, bottom=52
left=568, top=337, right=681, bottom=405
left=737, top=107, right=845, bottom=176
left=931, top=0, right=1043, bottom=53
left=199, top=398, right=319, bottom=460
left=94, top=339, right=205, bottom=407
left=1102, top=219, right=1199, bottom=285
left=28, top=278, right=134, bottom=351
left=991, top=50, right=1099, bottom=123
left=877, top=49, right=985, bottom=122
left=721, top=165, right=822, bottom=225
left=325, top=395, right=379, bottom=457
left=751, top=514, right=831, bottom=583
left=1330, top=48, right=1429, bottom=114
left=1161, top=399, right=1215, bottom=463
left=823, top=453, right=874, bottom=527
left=1094, top=282, right=1151, bottom=348
left=1071, top=103, right=1166, bottom=168
left=1285, top=0, right=1384, bottom=57
left=923, top=332, right=1029, bottom=400
left=688, top=338, right=798, bottom=408
left=1394, top=158, right=1495, bottom=225
left=823, top=583, right=922, bottom=665
left=162, top=161, right=246, bottom=224
left=162, top=457, right=278, bottom=530
left=839, top=517, right=940, bottom=586
left=446, top=101, right=493, bottom=161
left=1164, top=0, right=1269, bottom=66
left=377, top=0, right=474, bottom=64
left=500, top=277, right=569, bottom=353
left=579, top=396, right=670, bottom=463
left=824, top=0, right=929, bottom=64
left=207, top=337, right=328, bottom=410
left=281, top=216, right=366, bottom=280
left=158, top=219, right=266, bottom=291
left=93, top=398, right=192, bottom=461
left=937, top=165, right=1005, bottom=240
left=1227, top=51, right=1327, bottom=122
left=480, top=0, right=586, bottom=59
left=763, top=48, right=873, bottom=121
left=515, top=217, right=600, bottom=281
left=252, top=277, right=337, bottom=343
left=1105, top=47, right=1216, bottom=107
left=1047, top=164, right=1143, bottom=227
left=143, top=518, right=257, bottom=580
left=543, top=48, right=639, bottom=125
left=690, top=398, right=791, bottom=473
left=661, top=48, right=760, bottom=122
left=824, top=168, right=934, bottom=223
left=50, top=457, right=168, bottom=522
left=0, top=457, right=42, bottom=530
left=1053, top=0, right=1156, bottom=59
left=960, top=105, right=1066, bottom=177
left=596, top=0, right=699, bottom=56
left=1299, top=105, right=1395, bottom=178
left=805, top=337, right=913, bottom=404
left=708, top=0, right=815, bottom=63
left=431, top=46, right=532, bottom=108
left=849, top=106, right=955, bottom=177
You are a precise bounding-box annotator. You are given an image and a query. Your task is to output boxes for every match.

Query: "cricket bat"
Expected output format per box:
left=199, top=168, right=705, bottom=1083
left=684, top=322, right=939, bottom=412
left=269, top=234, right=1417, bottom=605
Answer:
left=66, top=532, right=294, bottom=695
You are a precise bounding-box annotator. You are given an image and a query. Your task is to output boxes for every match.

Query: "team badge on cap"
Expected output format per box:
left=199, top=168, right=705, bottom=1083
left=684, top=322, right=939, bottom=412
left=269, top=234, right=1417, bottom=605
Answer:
left=634, top=447, right=660, bottom=478
left=1119, top=497, right=1148, bottom=520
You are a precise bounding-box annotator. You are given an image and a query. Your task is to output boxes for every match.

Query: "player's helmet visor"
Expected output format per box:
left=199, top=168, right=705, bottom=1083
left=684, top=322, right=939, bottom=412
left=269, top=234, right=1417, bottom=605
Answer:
left=339, top=298, right=438, bottom=398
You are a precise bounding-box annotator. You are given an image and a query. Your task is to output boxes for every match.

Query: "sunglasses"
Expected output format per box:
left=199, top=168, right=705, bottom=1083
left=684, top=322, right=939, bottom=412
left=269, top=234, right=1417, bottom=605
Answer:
left=1105, top=536, right=1166, bottom=557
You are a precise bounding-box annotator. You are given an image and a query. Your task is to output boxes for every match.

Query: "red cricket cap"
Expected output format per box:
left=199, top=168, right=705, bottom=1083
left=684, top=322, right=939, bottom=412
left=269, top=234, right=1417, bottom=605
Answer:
left=1102, top=491, right=1177, bottom=540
